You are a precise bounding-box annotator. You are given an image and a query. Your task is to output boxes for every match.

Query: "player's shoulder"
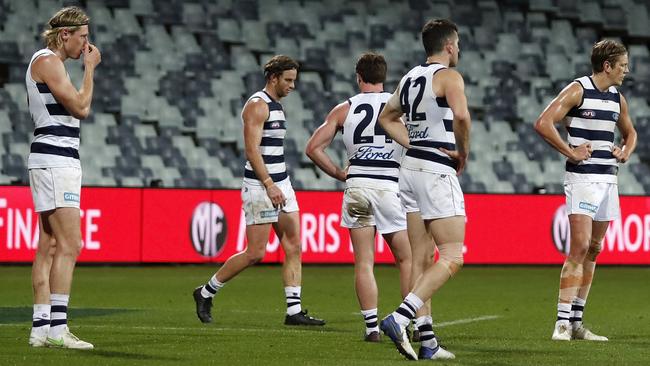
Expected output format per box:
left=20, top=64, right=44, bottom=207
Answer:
left=242, top=96, right=270, bottom=121
left=32, top=53, right=62, bottom=69
left=246, top=96, right=270, bottom=109
left=434, top=67, right=463, bottom=82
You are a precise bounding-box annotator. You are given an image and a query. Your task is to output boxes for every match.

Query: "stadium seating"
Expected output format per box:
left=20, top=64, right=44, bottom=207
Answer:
left=0, top=0, right=649, bottom=194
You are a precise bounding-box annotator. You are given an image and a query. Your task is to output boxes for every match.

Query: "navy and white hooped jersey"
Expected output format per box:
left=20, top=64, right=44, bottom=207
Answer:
left=343, top=92, right=403, bottom=191
left=564, top=76, right=620, bottom=184
left=242, top=90, right=289, bottom=186
left=26, top=48, right=81, bottom=169
left=397, top=63, right=456, bottom=175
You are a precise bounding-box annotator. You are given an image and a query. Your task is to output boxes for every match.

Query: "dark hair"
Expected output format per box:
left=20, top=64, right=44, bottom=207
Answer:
left=591, top=40, right=627, bottom=73
left=355, top=52, right=387, bottom=84
left=421, top=19, right=458, bottom=56
left=264, top=55, right=299, bottom=81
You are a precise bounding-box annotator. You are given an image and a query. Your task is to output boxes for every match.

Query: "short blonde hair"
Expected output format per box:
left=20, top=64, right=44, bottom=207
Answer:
left=41, top=6, right=89, bottom=49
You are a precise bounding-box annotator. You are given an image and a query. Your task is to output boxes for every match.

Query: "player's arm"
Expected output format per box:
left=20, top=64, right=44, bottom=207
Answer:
left=612, top=93, right=637, bottom=163
left=242, top=99, right=285, bottom=207
left=31, top=43, right=101, bottom=119
left=438, top=69, right=471, bottom=175
left=534, top=82, right=592, bottom=162
left=305, top=101, right=349, bottom=182
left=378, top=86, right=410, bottom=148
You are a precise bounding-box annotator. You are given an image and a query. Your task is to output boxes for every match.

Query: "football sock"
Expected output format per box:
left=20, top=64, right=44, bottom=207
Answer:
left=361, top=308, right=379, bottom=334
left=556, top=302, right=572, bottom=323
left=570, top=297, right=586, bottom=329
left=48, top=294, right=69, bottom=339
left=32, top=304, right=51, bottom=333
left=201, top=274, right=224, bottom=298
left=285, top=286, right=302, bottom=316
left=393, top=293, right=424, bottom=328
left=416, top=315, right=438, bottom=349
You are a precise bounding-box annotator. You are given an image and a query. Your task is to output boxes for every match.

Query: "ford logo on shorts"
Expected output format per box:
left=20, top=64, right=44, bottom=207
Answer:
left=190, top=202, right=227, bottom=257
left=551, top=204, right=571, bottom=255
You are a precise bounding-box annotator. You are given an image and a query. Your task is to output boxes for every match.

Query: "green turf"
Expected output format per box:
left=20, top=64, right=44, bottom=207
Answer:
left=0, top=265, right=648, bottom=365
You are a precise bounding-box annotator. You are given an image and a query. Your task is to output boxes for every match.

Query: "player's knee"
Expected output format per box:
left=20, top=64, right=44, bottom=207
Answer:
left=244, top=248, right=265, bottom=264
left=569, top=243, right=589, bottom=262
left=587, top=240, right=603, bottom=261
left=437, top=243, right=464, bottom=277
left=58, top=238, right=82, bottom=257
left=282, top=239, right=301, bottom=259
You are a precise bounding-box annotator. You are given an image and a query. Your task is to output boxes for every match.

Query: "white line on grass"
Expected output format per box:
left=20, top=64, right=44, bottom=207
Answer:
left=0, top=314, right=501, bottom=333
left=436, top=315, right=501, bottom=327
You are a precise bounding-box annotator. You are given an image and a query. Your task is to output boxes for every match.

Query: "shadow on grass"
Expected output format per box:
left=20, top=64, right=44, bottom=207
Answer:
left=0, top=307, right=137, bottom=323
left=89, top=349, right=182, bottom=362
left=28, top=348, right=183, bottom=362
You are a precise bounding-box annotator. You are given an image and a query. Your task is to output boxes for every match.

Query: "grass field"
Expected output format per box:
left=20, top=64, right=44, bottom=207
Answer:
left=1, top=265, right=649, bottom=365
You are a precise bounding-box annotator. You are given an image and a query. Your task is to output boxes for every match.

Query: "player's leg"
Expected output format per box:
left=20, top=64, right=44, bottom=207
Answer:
left=571, top=220, right=609, bottom=341
left=405, top=211, right=433, bottom=342
left=29, top=213, right=56, bottom=347
left=381, top=215, right=462, bottom=360
left=46, top=207, right=92, bottom=349
left=382, top=230, right=412, bottom=300
left=552, top=214, right=592, bottom=340
left=274, top=211, right=325, bottom=325
left=193, top=223, right=271, bottom=323
left=410, top=216, right=463, bottom=359
left=351, top=226, right=380, bottom=341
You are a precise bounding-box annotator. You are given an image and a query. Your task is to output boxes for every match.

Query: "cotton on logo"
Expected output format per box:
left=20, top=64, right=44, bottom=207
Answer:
left=190, top=202, right=227, bottom=257
left=552, top=204, right=571, bottom=255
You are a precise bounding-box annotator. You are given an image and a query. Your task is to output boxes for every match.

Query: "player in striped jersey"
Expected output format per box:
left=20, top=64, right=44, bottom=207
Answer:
left=535, top=40, right=637, bottom=341
left=305, top=53, right=412, bottom=342
left=26, top=6, right=100, bottom=350
left=377, top=19, right=470, bottom=360
left=193, top=56, right=325, bottom=326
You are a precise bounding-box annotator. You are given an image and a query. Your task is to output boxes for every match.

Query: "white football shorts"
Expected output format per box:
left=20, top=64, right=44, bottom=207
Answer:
left=565, top=182, right=619, bottom=221
left=399, top=168, right=465, bottom=219
left=241, top=178, right=299, bottom=225
left=29, top=167, right=82, bottom=212
left=340, top=187, right=407, bottom=234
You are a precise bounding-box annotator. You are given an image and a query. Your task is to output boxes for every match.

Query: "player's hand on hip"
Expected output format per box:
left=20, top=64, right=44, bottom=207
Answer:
left=266, top=184, right=286, bottom=209
left=83, top=43, right=101, bottom=69
left=440, top=148, right=467, bottom=175
left=612, top=145, right=628, bottom=163
left=569, top=142, right=592, bottom=163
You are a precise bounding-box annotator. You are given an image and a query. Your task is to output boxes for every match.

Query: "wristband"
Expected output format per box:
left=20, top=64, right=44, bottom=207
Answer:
left=263, top=177, right=273, bottom=187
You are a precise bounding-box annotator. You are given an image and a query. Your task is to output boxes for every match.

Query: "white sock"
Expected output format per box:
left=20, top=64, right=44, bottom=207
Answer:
left=415, top=315, right=438, bottom=349
left=392, top=293, right=424, bottom=328
left=571, top=297, right=586, bottom=329
left=32, top=304, right=51, bottom=334
left=556, top=302, right=572, bottom=324
left=361, top=308, right=379, bottom=334
left=201, top=275, right=224, bottom=298
left=285, top=286, right=302, bottom=316
left=49, top=294, right=70, bottom=339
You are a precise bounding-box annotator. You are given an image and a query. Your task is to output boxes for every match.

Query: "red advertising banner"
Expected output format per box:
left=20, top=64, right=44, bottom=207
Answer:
left=1, top=186, right=648, bottom=265
left=0, top=186, right=142, bottom=262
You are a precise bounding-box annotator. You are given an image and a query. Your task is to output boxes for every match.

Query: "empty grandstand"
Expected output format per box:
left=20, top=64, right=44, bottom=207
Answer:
left=0, top=0, right=648, bottom=194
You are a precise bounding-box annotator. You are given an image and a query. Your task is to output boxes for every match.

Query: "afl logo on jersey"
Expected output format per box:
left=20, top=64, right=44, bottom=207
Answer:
left=581, top=110, right=596, bottom=118
left=551, top=204, right=571, bottom=255
left=271, top=122, right=280, bottom=129
left=612, top=112, right=619, bottom=121
left=190, top=202, right=227, bottom=257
